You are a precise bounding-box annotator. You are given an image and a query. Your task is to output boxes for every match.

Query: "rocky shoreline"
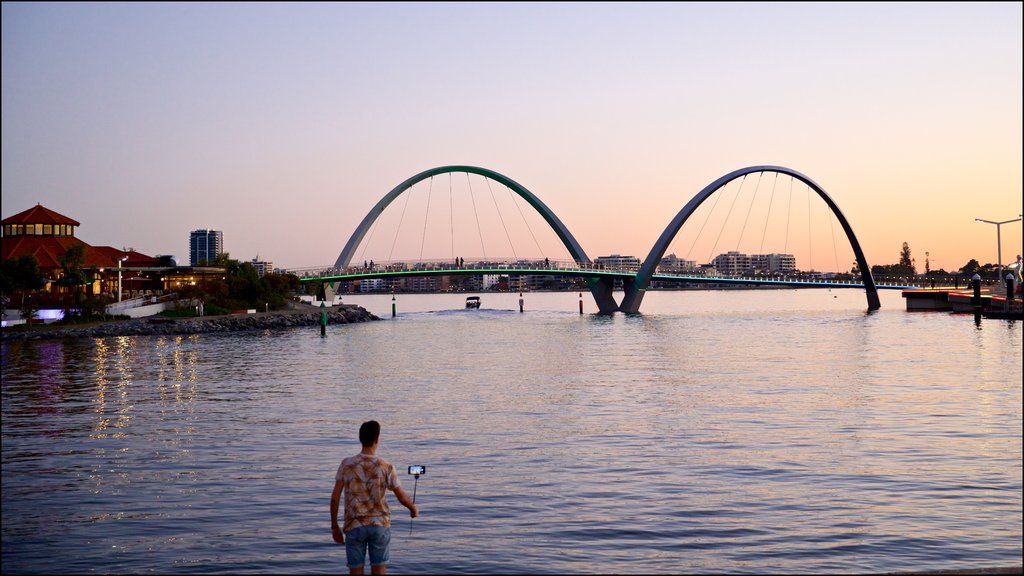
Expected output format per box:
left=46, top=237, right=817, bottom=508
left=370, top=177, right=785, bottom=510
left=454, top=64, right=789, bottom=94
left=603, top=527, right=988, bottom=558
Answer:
left=1, top=304, right=380, bottom=341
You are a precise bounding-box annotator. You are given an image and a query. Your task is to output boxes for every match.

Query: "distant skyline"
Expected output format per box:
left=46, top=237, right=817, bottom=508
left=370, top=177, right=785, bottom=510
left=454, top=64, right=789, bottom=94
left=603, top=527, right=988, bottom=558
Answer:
left=3, top=2, right=1021, bottom=273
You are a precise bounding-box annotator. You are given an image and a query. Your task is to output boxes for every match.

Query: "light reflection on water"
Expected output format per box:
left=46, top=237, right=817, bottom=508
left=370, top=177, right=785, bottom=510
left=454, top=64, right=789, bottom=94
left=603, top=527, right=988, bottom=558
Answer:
left=2, top=290, right=1021, bottom=574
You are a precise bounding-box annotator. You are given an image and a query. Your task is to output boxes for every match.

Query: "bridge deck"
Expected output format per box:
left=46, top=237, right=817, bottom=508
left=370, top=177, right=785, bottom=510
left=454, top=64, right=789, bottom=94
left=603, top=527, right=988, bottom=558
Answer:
left=296, top=265, right=916, bottom=290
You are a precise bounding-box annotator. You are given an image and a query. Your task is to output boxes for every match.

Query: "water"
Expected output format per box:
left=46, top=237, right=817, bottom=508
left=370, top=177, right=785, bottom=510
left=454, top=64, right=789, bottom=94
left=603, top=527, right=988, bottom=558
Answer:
left=2, top=289, right=1021, bottom=574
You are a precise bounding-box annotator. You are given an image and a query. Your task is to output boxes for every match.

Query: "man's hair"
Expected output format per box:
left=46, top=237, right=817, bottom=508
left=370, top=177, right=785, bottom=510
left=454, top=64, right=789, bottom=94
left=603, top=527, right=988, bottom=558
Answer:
left=359, top=420, right=381, bottom=448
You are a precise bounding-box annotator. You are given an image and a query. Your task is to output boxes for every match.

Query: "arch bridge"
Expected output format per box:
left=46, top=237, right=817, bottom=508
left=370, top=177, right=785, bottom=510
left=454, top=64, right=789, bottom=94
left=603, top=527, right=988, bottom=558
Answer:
left=305, top=165, right=884, bottom=313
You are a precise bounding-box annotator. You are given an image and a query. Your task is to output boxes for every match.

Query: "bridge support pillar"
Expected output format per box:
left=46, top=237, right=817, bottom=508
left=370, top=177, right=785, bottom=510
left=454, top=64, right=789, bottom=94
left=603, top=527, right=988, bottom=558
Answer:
left=587, top=278, right=621, bottom=314
left=619, top=285, right=644, bottom=314
left=867, top=290, right=880, bottom=311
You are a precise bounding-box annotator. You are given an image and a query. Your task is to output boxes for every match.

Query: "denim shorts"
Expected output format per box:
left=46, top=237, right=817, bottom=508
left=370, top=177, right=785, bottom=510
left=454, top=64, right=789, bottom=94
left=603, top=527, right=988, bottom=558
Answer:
left=345, top=525, right=391, bottom=568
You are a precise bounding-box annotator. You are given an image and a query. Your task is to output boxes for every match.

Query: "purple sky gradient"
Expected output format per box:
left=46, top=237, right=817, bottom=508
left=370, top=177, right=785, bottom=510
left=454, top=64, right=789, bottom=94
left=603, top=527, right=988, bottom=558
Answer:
left=3, top=3, right=1021, bottom=272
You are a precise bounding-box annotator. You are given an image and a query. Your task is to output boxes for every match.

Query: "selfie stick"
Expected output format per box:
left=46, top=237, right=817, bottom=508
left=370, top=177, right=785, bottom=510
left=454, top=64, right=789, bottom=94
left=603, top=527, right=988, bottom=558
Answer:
left=409, top=468, right=422, bottom=536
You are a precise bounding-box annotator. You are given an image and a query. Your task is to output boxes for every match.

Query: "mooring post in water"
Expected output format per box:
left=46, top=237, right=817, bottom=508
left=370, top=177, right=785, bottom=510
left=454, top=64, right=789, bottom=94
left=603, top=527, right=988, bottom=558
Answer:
left=972, top=274, right=982, bottom=309
left=1006, top=273, right=1015, bottom=311
left=578, top=292, right=583, bottom=314
left=519, top=293, right=524, bottom=313
left=972, top=273, right=982, bottom=324
left=392, top=294, right=396, bottom=318
left=320, top=301, right=327, bottom=337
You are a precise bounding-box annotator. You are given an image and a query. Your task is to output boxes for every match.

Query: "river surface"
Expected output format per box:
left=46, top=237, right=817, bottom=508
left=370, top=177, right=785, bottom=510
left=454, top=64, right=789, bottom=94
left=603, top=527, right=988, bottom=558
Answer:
left=2, top=289, right=1021, bottom=574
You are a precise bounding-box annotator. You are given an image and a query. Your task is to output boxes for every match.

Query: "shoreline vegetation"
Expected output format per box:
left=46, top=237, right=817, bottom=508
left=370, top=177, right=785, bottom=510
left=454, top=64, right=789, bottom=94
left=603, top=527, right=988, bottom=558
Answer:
left=1, top=302, right=379, bottom=342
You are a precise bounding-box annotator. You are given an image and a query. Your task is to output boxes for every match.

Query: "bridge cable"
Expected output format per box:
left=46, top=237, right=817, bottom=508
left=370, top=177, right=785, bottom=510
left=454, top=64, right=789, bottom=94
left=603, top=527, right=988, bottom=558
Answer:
left=355, top=206, right=382, bottom=271
left=684, top=176, right=728, bottom=262
left=387, top=179, right=414, bottom=264
left=707, top=174, right=747, bottom=264
left=759, top=172, right=780, bottom=256
left=783, top=176, right=794, bottom=255
left=807, top=182, right=813, bottom=272
left=735, top=171, right=764, bottom=252
left=505, top=183, right=546, bottom=262
left=485, top=177, right=517, bottom=260
left=449, top=172, right=455, bottom=264
left=466, top=173, right=487, bottom=260
left=418, top=177, right=434, bottom=263
left=828, top=202, right=841, bottom=274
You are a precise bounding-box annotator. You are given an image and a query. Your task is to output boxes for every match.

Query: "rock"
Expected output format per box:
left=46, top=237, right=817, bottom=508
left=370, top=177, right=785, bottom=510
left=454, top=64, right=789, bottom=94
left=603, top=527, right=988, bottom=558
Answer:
left=0, top=305, right=380, bottom=341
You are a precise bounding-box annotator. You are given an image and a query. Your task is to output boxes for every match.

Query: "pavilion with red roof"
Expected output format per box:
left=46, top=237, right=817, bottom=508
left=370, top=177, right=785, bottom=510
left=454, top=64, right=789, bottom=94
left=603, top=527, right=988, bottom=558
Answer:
left=2, top=203, right=160, bottom=298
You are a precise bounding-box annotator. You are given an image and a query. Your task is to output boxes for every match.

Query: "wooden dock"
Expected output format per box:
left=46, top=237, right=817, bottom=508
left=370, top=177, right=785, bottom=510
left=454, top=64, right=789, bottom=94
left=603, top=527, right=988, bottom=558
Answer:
left=902, top=288, right=1020, bottom=313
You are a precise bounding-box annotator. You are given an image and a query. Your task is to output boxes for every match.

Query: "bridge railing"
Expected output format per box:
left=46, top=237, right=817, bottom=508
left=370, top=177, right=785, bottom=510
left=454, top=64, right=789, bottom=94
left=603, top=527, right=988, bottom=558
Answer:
left=288, top=258, right=646, bottom=278
left=652, top=269, right=928, bottom=288
left=286, top=260, right=934, bottom=289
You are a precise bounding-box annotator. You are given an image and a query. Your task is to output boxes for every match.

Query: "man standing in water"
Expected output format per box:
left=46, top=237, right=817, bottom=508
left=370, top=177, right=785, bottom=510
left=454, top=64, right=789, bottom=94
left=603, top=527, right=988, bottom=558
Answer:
left=331, top=420, right=419, bottom=574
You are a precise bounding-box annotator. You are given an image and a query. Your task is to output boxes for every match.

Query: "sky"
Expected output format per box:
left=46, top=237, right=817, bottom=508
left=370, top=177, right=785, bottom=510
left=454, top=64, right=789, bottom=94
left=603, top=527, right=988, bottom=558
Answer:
left=2, top=2, right=1021, bottom=273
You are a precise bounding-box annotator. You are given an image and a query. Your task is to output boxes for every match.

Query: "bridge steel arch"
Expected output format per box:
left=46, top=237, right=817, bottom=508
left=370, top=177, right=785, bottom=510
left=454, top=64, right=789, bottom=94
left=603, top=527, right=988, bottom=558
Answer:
left=334, top=165, right=621, bottom=314
left=619, top=166, right=881, bottom=313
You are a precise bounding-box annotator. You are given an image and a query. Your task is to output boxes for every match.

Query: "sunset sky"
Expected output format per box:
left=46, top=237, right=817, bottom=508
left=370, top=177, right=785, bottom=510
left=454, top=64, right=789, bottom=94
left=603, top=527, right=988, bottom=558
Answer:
left=3, top=2, right=1021, bottom=273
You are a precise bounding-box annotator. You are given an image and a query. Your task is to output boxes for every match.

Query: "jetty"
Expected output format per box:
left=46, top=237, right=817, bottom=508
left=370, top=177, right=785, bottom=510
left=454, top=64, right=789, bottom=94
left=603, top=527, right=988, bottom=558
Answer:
left=902, top=288, right=1020, bottom=315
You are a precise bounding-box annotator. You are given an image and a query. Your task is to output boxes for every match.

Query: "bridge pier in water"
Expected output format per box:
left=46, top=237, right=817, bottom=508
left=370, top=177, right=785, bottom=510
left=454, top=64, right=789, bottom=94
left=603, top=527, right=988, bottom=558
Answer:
left=586, top=277, right=621, bottom=314
left=619, top=285, right=644, bottom=315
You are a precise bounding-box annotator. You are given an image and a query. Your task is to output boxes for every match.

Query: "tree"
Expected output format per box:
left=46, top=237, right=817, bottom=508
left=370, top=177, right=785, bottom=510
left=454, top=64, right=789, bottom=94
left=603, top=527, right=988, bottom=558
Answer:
left=1, top=254, right=46, bottom=318
left=959, top=259, right=981, bottom=275
left=870, top=242, right=918, bottom=278
left=872, top=263, right=915, bottom=277
left=189, top=254, right=299, bottom=311
left=899, top=242, right=916, bottom=275
left=56, top=245, right=89, bottom=320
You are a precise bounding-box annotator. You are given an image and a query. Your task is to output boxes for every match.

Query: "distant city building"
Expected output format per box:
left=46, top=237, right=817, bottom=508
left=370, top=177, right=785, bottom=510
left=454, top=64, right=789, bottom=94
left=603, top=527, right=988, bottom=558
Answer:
left=750, top=253, right=796, bottom=274
left=711, top=251, right=751, bottom=276
left=594, top=254, right=640, bottom=271
left=712, top=251, right=796, bottom=276
left=659, top=253, right=697, bottom=273
left=359, top=278, right=384, bottom=292
left=407, top=276, right=439, bottom=292
left=190, top=229, right=223, bottom=265
left=482, top=274, right=503, bottom=290
left=250, top=255, right=274, bottom=277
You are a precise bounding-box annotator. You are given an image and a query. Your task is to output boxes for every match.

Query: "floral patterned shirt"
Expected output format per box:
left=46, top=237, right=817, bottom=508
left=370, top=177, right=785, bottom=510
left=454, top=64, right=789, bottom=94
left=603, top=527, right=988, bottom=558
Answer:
left=335, top=453, right=401, bottom=533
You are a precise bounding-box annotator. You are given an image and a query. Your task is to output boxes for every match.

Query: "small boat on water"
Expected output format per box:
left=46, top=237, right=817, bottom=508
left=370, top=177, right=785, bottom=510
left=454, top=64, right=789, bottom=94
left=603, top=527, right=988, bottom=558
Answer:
left=465, top=296, right=481, bottom=309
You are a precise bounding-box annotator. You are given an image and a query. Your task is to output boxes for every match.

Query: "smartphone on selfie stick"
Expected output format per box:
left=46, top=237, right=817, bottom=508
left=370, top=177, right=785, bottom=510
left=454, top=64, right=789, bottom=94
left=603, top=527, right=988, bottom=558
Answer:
left=408, top=466, right=425, bottom=535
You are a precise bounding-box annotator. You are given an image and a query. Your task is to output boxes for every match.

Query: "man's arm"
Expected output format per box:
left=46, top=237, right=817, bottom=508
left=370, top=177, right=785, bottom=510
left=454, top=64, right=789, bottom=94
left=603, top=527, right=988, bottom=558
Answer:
left=392, top=484, right=419, bottom=518
left=330, top=479, right=345, bottom=544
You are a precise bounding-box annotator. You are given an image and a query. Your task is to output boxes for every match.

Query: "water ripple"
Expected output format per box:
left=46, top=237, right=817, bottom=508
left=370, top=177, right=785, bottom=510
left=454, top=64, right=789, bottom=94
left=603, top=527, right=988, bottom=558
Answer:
left=2, top=291, right=1021, bottom=574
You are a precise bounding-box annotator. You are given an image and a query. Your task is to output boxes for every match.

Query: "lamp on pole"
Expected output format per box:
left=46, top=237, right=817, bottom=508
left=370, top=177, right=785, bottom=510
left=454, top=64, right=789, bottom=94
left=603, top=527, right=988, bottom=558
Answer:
left=975, top=216, right=1022, bottom=282
left=117, top=256, right=129, bottom=302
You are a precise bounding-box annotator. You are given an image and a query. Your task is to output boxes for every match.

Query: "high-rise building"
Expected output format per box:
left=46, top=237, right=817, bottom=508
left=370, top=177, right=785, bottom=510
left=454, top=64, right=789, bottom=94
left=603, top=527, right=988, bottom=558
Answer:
left=190, top=229, right=223, bottom=265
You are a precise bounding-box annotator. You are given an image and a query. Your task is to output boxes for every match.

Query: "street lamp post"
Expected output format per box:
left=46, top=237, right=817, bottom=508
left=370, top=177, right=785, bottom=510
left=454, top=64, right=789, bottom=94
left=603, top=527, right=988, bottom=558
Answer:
left=975, top=216, right=1022, bottom=282
left=117, top=256, right=129, bottom=302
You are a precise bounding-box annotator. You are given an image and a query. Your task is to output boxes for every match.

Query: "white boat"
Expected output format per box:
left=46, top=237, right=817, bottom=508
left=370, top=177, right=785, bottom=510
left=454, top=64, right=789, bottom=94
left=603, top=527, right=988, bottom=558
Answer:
left=465, top=296, right=481, bottom=309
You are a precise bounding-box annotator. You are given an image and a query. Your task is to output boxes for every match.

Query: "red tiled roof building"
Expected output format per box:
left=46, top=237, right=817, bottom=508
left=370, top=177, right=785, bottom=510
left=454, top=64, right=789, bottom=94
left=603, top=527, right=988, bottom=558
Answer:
left=2, top=203, right=158, bottom=287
